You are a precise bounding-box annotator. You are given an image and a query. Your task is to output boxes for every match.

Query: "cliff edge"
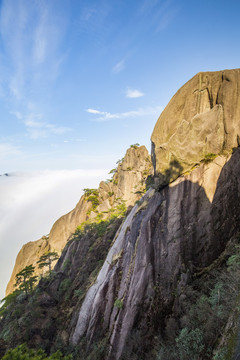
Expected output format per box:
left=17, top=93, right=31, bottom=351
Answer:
left=2, top=69, right=240, bottom=360
left=6, top=145, right=152, bottom=295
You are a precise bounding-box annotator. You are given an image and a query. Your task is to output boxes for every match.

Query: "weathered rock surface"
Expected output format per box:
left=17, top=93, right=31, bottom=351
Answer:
left=71, top=149, right=240, bottom=359
left=69, top=69, right=240, bottom=359
left=4, top=69, right=240, bottom=359
left=6, top=146, right=152, bottom=295
left=151, top=69, right=240, bottom=186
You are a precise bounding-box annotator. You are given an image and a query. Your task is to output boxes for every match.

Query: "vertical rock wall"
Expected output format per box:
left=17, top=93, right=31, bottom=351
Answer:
left=6, top=146, right=152, bottom=295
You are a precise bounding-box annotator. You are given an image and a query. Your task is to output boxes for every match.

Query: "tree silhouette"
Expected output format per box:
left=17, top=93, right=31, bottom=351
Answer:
left=14, top=265, right=38, bottom=295
left=37, top=251, right=59, bottom=273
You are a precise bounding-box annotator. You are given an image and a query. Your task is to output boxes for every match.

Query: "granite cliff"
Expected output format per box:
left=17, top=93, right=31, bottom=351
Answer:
left=151, top=68, right=240, bottom=187
left=68, top=69, right=240, bottom=359
left=6, top=145, right=152, bottom=295
left=1, top=69, right=240, bottom=360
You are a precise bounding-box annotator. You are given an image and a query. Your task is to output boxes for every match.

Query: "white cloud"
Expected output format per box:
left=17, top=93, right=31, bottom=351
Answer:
left=86, top=108, right=105, bottom=115
left=23, top=112, right=71, bottom=139
left=86, top=105, right=163, bottom=122
left=0, top=0, right=67, bottom=100
left=112, top=59, right=125, bottom=74
left=125, top=88, right=144, bottom=98
left=0, top=168, right=108, bottom=300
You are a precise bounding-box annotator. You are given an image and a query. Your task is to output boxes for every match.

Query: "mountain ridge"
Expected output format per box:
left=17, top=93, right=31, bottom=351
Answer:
left=2, top=68, right=240, bottom=359
left=6, top=145, right=153, bottom=295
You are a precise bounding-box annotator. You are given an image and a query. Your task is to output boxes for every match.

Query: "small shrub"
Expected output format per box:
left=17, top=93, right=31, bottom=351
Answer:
left=63, top=259, right=71, bottom=271
left=1, top=343, right=72, bottom=359
left=74, top=289, right=84, bottom=298
left=176, top=327, right=204, bottom=360
left=146, top=174, right=154, bottom=190
left=130, top=143, right=140, bottom=149
left=213, top=348, right=228, bottom=360
left=116, top=158, right=124, bottom=165
left=59, top=278, right=71, bottom=294
left=109, top=168, right=117, bottom=175
left=201, top=153, right=217, bottom=163
left=114, top=298, right=123, bottom=309
left=83, top=188, right=98, bottom=197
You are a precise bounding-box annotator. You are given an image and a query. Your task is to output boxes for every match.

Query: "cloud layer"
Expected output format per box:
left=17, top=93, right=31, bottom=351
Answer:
left=0, top=169, right=108, bottom=300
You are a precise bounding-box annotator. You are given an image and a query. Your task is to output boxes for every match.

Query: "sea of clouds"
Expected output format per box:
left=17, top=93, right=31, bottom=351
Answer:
left=0, top=169, right=108, bottom=300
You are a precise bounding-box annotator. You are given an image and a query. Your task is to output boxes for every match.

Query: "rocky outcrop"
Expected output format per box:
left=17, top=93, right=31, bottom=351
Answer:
left=70, top=150, right=240, bottom=359
left=6, top=146, right=152, bottom=295
left=68, top=69, right=240, bottom=359
left=151, top=69, right=240, bottom=187
left=3, top=69, right=240, bottom=359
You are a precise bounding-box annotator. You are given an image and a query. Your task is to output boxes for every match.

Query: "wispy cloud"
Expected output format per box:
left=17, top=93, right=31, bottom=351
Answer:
left=112, top=59, right=125, bottom=74
left=10, top=111, right=23, bottom=120
left=86, top=105, right=162, bottom=122
left=0, top=0, right=67, bottom=99
left=10, top=109, right=71, bottom=139
left=138, top=0, right=178, bottom=32
left=125, top=88, right=144, bottom=98
left=24, top=114, right=71, bottom=139
left=33, top=6, right=48, bottom=65
left=86, top=109, right=105, bottom=115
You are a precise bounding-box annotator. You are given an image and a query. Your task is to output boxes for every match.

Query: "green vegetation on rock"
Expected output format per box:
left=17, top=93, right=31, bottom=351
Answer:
left=201, top=153, right=217, bottom=164
left=14, top=265, right=38, bottom=296
left=83, top=189, right=99, bottom=210
left=154, top=237, right=240, bottom=360
left=37, top=252, right=59, bottom=274
left=130, top=143, right=140, bottom=149
left=1, top=343, right=72, bottom=359
left=114, top=298, right=123, bottom=309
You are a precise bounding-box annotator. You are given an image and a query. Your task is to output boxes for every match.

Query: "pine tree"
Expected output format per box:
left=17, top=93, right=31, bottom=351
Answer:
left=14, top=265, right=38, bottom=295
left=37, top=251, right=59, bottom=273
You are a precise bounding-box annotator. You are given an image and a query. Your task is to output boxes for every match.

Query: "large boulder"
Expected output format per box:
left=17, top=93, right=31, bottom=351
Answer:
left=151, top=69, right=240, bottom=187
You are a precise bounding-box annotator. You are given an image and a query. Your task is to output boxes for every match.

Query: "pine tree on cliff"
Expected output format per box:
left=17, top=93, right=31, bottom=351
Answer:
left=14, top=265, right=38, bottom=295
left=37, top=251, right=59, bottom=273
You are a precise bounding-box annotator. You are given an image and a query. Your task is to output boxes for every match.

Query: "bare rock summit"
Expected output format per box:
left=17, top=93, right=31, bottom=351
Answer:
left=151, top=69, right=240, bottom=187
left=6, top=145, right=152, bottom=295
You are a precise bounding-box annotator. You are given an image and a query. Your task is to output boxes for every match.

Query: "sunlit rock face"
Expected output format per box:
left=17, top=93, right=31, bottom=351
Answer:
left=6, top=146, right=152, bottom=295
left=5, top=69, right=240, bottom=360
left=70, top=151, right=240, bottom=359
left=151, top=69, right=240, bottom=187
left=70, top=70, right=240, bottom=359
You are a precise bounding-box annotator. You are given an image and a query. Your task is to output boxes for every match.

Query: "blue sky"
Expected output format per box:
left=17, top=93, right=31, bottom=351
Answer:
left=1, top=0, right=240, bottom=298
left=1, top=0, right=240, bottom=172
